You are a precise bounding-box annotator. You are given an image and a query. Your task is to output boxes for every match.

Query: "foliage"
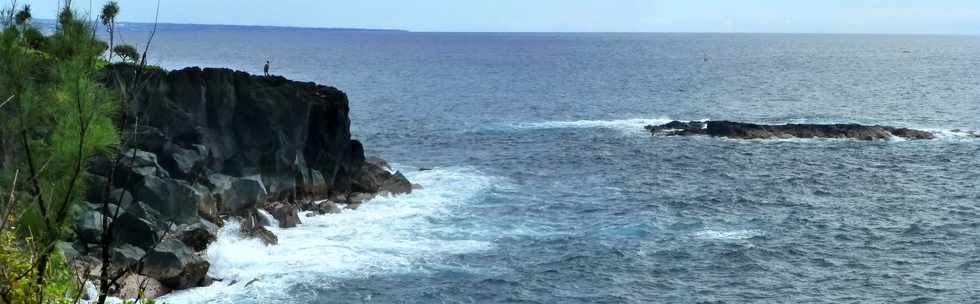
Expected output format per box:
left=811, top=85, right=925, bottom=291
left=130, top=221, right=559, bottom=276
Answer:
left=112, top=44, right=138, bottom=63
left=0, top=1, right=124, bottom=303
left=99, top=2, right=117, bottom=28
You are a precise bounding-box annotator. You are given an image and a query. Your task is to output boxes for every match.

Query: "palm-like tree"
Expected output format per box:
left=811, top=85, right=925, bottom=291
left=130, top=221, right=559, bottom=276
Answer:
left=13, top=4, right=30, bottom=26
left=100, top=1, right=120, bottom=61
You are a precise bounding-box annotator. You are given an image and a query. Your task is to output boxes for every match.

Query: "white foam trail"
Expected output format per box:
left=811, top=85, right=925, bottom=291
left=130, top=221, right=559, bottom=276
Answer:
left=922, top=128, right=980, bottom=141
left=161, top=167, right=500, bottom=304
left=694, top=229, right=759, bottom=240
left=511, top=118, right=674, bottom=134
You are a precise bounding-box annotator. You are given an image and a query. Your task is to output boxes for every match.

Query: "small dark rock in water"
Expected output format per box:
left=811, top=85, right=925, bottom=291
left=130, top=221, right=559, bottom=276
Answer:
left=265, top=201, right=302, bottom=228
left=646, top=120, right=936, bottom=140
left=380, top=171, right=413, bottom=195
left=239, top=210, right=279, bottom=246
left=252, top=226, right=278, bottom=246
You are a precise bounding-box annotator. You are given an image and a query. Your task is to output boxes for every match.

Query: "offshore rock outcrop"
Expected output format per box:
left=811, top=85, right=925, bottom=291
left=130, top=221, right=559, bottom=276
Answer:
left=646, top=120, right=936, bottom=140
left=68, top=65, right=412, bottom=295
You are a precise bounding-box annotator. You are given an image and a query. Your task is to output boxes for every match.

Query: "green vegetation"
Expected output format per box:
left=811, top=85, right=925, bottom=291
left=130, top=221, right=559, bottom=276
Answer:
left=112, top=44, right=139, bottom=63
left=0, top=1, right=158, bottom=303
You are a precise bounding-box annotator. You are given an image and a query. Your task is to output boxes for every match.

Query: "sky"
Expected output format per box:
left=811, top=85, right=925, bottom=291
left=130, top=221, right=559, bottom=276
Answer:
left=17, top=0, right=980, bottom=34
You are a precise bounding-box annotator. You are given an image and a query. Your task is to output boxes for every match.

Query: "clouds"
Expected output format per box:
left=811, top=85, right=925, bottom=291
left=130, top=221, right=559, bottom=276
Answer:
left=17, top=0, right=980, bottom=34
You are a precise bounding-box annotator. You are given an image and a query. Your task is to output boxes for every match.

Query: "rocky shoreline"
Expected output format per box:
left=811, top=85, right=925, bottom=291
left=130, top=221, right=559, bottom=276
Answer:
left=65, top=66, right=413, bottom=299
left=646, top=120, right=946, bottom=140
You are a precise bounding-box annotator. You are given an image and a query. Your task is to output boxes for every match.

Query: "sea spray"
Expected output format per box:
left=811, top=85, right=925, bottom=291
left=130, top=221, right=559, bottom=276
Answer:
left=510, top=118, right=675, bottom=134
left=161, top=167, right=502, bottom=304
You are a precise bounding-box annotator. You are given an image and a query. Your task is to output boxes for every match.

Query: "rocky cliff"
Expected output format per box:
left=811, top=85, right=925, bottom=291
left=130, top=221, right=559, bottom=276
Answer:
left=68, top=65, right=411, bottom=296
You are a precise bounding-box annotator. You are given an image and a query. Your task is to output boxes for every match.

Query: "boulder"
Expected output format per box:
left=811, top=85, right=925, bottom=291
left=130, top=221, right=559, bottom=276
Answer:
left=140, top=239, right=210, bottom=290
left=265, top=202, right=301, bottom=228
left=115, top=149, right=170, bottom=182
left=239, top=212, right=278, bottom=246
left=351, top=162, right=391, bottom=193
left=126, top=126, right=168, bottom=154
left=159, top=145, right=207, bottom=180
left=251, top=226, right=278, bottom=246
left=380, top=171, right=413, bottom=195
left=311, top=200, right=342, bottom=215
left=75, top=210, right=109, bottom=244
left=116, top=273, right=169, bottom=300
left=131, top=176, right=202, bottom=224
left=194, top=184, right=222, bottom=225
left=177, top=219, right=219, bottom=251
left=108, top=189, right=137, bottom=209
left=111, top=244, right=146, bottom=270
left=210, top=174, right=268, bottom=213
left=112, top=207, right=163, bottom=250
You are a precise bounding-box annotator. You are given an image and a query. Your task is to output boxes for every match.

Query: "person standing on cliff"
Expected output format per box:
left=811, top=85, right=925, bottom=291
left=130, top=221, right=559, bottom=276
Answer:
left=264, top=60, right=270, bottom=77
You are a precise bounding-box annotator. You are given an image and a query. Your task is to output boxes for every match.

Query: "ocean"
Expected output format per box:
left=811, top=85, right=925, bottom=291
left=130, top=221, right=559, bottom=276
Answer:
left=120, top=27, right=980, bottom=303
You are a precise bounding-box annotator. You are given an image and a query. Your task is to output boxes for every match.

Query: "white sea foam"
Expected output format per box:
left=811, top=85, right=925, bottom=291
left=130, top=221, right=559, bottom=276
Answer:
left=694, top=229, right=760, bottom=240
left=923, top=128, right=980, bottom=141
left=511, top=118, right=674, bottom=134
left=161, top=167, right=500, bottom=304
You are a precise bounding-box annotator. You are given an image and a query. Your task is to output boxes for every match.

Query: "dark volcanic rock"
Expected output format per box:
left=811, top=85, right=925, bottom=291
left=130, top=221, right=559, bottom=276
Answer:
left=111, top=244, right=146, bottom=271
left=646, top=120, right=937, bottom=140
left=104, top=65, right=368, bottom=197
left=130, top=175, right=203, bottom=224
left=239, top=211, right=279, bottom=246
left=351, top=159, right=412, bottom=195
left=380, top=171, right=413, bottom=195
left=176, top=219, right=219, bottom=252
left=112, top=208, right=163, bottom=250
left=140, top=239, right=210, bottom=290
left=75, top=210, right=109, bottom=244
left=77, top=66, right=413, bottom=294
left=265, top=202, right=301, bottom=228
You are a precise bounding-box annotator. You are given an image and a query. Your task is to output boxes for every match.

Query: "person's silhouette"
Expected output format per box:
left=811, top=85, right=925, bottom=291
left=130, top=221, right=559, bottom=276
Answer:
left=264, top=60, right=270, bottom=77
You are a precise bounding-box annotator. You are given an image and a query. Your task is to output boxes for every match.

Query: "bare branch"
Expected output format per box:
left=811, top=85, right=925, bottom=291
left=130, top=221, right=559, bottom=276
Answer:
left=0, top=169, right=18, bottom=231
left=0, top=94, right=13, bottom=110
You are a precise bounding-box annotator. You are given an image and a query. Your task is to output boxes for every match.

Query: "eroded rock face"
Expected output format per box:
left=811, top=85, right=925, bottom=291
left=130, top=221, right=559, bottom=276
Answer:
left=646, top=121, right=937, bottom=140
left=104, top=65, right=365, bottom=196
left=71, top=66, right=413, bottom=296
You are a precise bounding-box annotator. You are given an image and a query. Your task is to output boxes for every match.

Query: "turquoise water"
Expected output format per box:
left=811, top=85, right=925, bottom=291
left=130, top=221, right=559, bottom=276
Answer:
left=128, top=29, right=980, bottom=303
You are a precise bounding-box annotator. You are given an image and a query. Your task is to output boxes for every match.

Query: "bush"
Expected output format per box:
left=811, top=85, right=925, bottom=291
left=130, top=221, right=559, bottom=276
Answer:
left=113, top=44, right=138, bottom=63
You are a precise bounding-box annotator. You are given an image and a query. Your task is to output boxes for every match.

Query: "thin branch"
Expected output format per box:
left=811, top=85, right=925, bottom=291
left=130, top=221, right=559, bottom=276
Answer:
left=0, top=170, right=18, bottom=231
left=0, top=94, right=13, bottom=110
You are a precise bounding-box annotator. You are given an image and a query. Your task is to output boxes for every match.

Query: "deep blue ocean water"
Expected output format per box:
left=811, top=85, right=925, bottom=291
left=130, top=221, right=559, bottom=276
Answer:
left=120, top=28, right=980, bottom=303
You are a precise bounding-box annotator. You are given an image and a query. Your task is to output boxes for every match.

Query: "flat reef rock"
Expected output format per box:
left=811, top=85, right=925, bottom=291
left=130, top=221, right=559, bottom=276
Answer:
left=646, top=120, right=936, bottom=140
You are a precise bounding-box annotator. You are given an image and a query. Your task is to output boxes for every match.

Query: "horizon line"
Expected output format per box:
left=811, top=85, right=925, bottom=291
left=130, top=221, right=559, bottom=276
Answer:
left=32, top=18, right=978, bottom=37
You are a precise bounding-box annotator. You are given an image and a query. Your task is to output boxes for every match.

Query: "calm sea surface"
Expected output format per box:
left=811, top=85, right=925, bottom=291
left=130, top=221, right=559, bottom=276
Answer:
left=121, top=28, right=980, bottom=303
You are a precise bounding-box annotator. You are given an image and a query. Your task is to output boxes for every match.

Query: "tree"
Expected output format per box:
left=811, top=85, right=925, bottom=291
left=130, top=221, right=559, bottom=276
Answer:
left=12, top=4, right=26, bottom=26
left=0, top=2, right=120, bottom=303
left=99, top=1, right=118, bottom=61
left=113, top=44, right=138, bottom=63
